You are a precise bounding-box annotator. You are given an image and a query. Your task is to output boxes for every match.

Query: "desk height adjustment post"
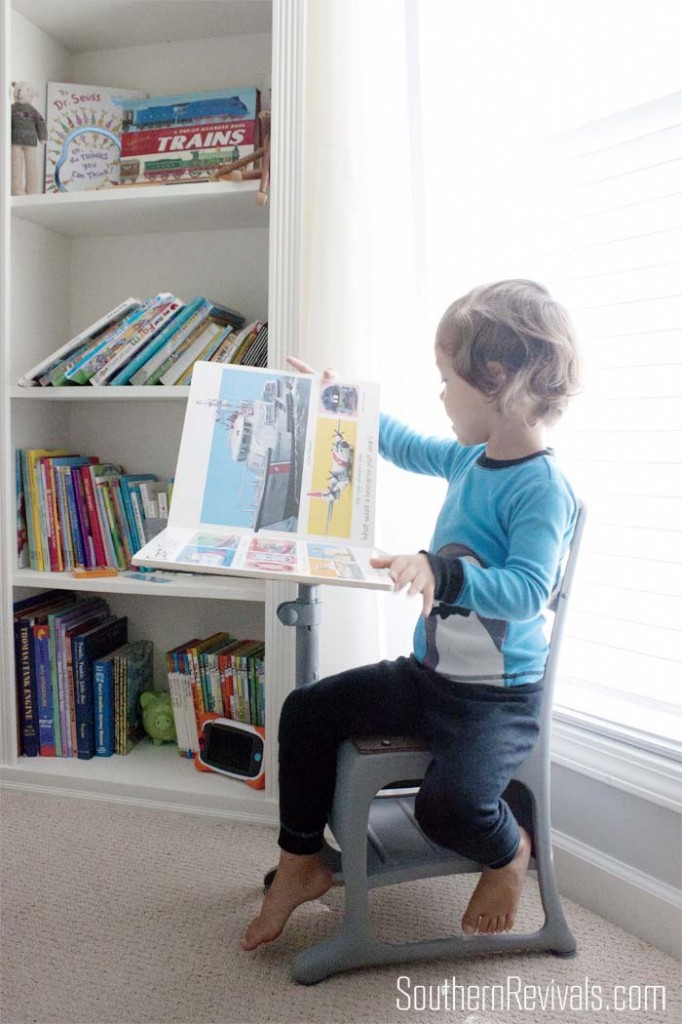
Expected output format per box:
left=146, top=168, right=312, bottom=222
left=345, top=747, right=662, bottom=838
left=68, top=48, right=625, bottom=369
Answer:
left=276, top=584, right=321, bottom=688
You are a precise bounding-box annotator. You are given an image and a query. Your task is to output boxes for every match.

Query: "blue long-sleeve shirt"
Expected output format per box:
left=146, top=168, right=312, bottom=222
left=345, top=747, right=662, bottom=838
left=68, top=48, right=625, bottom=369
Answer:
left=379, top=414, right=578, bottom=686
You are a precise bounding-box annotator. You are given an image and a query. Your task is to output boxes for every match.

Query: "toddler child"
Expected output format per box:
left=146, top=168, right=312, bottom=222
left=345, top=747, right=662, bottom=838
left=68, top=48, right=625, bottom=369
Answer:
left=242, top=279, right=581, bottom=951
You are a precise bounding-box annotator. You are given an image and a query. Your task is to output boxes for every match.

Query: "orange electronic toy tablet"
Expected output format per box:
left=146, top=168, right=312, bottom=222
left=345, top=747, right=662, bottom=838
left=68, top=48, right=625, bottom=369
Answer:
left=195, top=712, right=265, bottom=789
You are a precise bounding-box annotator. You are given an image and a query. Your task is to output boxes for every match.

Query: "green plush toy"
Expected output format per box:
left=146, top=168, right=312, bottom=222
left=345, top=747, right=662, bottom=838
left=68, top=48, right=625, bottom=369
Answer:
left=140, top=691, right=177, bottom=746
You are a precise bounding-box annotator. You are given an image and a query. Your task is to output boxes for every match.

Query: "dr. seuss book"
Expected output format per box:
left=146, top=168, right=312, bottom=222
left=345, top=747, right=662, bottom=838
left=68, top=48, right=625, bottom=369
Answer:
left=45, top=83, right=145, bottom=193
left=133, top=363, right=392, bottom=591
left=118, top=88, right=259, bottom=184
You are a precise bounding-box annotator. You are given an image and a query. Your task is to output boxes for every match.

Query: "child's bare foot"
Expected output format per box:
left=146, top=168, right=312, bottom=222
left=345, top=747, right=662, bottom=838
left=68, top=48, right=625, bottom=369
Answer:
left=241, top=851, right=333, bottom=951
left=461, top=827, right=532, bottom=934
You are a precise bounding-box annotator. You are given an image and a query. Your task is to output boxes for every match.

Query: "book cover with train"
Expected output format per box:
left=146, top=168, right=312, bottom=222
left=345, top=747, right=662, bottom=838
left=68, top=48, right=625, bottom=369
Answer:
left=117, top=88, right=260, bottom=184
left=132, top=362, right=391, bottom=590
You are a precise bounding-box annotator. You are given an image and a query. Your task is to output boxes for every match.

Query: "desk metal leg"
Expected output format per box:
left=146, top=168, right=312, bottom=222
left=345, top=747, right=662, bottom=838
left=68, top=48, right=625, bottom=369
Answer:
left=276, top=583, right=321, bottom=688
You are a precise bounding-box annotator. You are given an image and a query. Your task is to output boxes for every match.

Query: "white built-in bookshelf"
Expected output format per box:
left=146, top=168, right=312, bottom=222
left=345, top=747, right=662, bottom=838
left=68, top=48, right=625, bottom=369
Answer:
left=0, top=0, right=307, bottom=822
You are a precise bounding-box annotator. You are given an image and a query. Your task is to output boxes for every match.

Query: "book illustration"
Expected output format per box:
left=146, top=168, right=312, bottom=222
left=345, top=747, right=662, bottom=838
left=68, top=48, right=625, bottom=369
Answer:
left=45, top=83, right=145, bottom=192
left=177, top=533, right=241, bottom=567
left=244, top=538, right=297, bottom=574
left=307, top=419, right=356, bottom=538
left=306, top=544, right=365, bottom=581
left=133, top=363, right=392, bottom=590
left=118, top=88, right=259, bottom=185
left=199, top=370, right=312, bottom=533
left=319, top=382, right=359, bottom=416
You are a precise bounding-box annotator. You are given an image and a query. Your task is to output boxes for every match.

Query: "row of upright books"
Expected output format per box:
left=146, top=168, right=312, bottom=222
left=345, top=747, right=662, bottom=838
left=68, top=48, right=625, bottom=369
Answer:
left=167, top=632, right=265, bottom=759
left=14, top=592, right=267, bottom=765
left=17, top=294, right=268, bottom=388
left=16, top=448, right=172, bottom=573
left=13, top=590, right=152, bottom=759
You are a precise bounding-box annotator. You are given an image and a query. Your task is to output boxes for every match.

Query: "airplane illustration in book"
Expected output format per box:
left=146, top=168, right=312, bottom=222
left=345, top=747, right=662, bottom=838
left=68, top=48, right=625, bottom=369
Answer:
left=308, top=423, right=354, bottom=533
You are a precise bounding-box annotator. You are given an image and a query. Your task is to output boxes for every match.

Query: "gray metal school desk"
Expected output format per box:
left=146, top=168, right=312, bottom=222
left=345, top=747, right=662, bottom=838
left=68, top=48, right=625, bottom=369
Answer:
left=276, top=504, right=584, bottom=983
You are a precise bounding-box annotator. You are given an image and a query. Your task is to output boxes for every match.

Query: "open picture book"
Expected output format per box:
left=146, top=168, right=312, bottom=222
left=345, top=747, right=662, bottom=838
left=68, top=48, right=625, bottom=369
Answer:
left=132, top=362, right=393, bottom=590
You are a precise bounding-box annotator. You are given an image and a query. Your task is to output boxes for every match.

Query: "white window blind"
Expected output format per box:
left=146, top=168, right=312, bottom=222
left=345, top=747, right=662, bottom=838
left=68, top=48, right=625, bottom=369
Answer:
left=515, top=92, right=682, bottom=758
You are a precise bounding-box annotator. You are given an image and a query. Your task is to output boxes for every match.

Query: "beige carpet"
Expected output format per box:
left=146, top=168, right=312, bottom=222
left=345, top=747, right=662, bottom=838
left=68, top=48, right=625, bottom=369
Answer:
left=0, top=789, right=679, bottom=1024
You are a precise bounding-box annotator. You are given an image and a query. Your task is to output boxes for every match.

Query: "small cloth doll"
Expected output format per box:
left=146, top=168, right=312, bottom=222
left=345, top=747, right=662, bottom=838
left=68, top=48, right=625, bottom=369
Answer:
left=11, top=81, right=46, bottom=195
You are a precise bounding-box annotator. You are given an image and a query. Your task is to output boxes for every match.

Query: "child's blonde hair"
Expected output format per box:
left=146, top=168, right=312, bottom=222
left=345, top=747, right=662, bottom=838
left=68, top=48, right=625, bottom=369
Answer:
left=436, top=279, right=582, bottom=426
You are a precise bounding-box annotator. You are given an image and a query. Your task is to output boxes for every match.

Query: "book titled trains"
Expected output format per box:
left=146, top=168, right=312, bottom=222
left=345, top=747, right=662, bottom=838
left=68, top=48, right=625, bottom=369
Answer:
left=117, top=88, right=260, bottom=185
left=133, top=362, right=393, bottom=591
left=45, top=82, right=145, bottom=192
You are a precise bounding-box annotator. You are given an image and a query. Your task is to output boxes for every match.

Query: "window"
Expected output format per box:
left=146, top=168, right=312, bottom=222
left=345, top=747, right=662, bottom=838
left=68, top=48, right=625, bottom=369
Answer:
left=413, top=2, right=681, bottom=758
left=516, top=93, right=682, bottom=757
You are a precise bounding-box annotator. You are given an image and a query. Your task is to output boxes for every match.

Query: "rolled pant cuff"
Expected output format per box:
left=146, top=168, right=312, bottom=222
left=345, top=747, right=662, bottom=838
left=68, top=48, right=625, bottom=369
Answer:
left=278, top=824, right=325, bottom=856
left=485, top=835, right=521, bottom=870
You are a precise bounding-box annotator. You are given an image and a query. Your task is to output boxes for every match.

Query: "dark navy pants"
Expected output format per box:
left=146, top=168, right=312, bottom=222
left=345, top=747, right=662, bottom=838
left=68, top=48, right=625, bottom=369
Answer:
left=277, top=655, right=543, bottom=868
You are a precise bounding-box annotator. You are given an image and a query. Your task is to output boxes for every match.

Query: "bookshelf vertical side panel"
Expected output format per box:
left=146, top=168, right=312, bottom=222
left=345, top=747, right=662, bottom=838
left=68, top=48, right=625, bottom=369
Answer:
left=0, top=0, right=12, bottom=767
left=267, top=0, right=306, bottom=369
left=263, top=580, right=296, bottom=801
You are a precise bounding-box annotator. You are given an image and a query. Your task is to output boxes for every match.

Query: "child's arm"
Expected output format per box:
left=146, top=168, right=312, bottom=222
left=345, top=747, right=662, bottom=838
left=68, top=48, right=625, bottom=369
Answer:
left=373, top=484, right=576, bottom=623
left=379, top=413, right=459, bottom=479
left=286, top=357, right=459, bottom=478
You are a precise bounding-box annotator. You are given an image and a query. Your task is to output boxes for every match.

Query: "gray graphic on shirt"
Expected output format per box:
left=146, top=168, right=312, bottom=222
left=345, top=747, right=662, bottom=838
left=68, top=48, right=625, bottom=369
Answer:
left=424, top=543, right=508, bottom=681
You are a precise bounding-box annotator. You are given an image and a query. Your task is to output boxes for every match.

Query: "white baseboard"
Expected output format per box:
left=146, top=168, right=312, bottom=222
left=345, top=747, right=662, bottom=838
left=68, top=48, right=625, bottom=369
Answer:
left=553, top=829, right=681, bottom=960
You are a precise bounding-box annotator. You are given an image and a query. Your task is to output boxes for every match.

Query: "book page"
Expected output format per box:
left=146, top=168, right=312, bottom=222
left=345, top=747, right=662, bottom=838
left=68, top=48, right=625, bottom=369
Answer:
left=133, top=362, right=390, bottom=590
left=133, top=527, right=390, bottom=590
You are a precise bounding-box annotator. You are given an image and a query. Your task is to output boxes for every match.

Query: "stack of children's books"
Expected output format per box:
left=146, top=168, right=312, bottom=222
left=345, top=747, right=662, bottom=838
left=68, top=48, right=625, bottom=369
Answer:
left=16, top=448, right=173, bottom=572
left=166, top=632, right=265, bottom=759
left=13, top=590, right=153, bottom=759
left=16, top=295, right=267, bottom=388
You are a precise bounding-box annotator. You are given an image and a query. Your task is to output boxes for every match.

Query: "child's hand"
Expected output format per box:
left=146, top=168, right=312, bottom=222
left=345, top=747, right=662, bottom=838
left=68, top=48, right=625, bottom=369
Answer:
left=286, top=356, right=339, bottom=382
left=370, top=553, right=435, bottom=617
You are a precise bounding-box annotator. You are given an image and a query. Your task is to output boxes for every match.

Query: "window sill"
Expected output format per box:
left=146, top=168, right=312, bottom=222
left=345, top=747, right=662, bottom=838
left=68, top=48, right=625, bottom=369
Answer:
left=551, top=714, right=682, bottom=813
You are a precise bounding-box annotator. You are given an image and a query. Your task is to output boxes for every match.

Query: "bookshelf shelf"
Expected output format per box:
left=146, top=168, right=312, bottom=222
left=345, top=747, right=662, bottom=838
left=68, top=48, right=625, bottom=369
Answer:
left=0, top=739, right=278, bottom=822
left=10, top=386, right=191, bottom=401
left=2, top=0, right=305, bottom=824
left=10, top=181, right=268, bottom=238
left=12, top=568, right=267, bottom=603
